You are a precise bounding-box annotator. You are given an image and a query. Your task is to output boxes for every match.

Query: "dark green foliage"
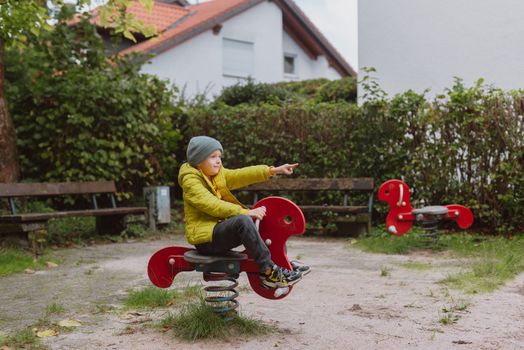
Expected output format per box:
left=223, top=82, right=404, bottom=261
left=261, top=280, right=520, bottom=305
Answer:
left=215, top=78, right=292, bottom=106
left=273, top=78, right=330, bottom=98
left=316, top=77, right=358, bottom=102
left=5, top=8, right=182, bottom=198
left=215, top=77, right=357, bottom=106
left=183, top=78, right=523, bottom=234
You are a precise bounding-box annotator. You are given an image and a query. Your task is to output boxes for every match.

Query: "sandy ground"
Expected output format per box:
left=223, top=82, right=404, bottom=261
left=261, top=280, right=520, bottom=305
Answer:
left=1, top=234, right=523, bottom=350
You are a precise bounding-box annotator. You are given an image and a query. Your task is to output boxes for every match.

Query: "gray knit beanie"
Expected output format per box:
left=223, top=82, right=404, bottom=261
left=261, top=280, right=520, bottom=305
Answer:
left=186, top=136, right=223, bottom=167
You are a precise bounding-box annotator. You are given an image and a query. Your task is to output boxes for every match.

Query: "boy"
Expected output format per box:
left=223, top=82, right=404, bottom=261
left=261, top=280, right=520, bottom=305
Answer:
left=178, top=136, right=308, bottom=288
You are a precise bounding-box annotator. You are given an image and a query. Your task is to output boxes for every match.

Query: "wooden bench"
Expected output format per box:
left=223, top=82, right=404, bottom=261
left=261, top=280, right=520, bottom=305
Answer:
left=0, top=181, right=147, bottom=242
left=243, top=178, right=374, bottom=234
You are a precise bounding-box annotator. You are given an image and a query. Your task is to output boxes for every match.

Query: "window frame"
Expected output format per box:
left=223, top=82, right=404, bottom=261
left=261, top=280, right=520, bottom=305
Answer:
left=222, top=37, right=255, bottom=79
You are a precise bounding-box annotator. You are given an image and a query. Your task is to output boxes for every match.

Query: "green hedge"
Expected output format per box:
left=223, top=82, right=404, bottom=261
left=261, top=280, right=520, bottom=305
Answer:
left=181, top=79, right=523, bottom=234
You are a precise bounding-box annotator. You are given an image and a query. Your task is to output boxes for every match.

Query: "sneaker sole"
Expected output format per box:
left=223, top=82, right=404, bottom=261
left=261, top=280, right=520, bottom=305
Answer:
left=292, top=267, right=311, bottom=276
left=261, top=274, right=302, bottom=289
left=298, top=268, right=311, bottom=276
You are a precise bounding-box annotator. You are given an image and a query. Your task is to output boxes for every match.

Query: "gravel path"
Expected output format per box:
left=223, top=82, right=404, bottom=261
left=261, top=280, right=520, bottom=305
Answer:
left=1, top=234, right=523, bottom=350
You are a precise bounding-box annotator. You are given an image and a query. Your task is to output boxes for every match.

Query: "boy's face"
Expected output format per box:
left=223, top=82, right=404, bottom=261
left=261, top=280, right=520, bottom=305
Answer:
left=197, top=149, right=222, bottom=176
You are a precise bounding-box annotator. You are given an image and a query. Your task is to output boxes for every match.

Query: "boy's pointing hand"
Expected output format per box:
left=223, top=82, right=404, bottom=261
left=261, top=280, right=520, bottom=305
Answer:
left=272, top=163, right=299, bottom=175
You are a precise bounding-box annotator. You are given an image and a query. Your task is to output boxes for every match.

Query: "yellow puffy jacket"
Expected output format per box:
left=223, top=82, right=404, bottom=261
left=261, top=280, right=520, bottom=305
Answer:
left=178, top=162, right=270, bottom=245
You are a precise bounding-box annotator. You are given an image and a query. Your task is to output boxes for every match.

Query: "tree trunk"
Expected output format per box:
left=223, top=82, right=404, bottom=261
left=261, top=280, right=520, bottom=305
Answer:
left=0, top=38, right=20, bottom=183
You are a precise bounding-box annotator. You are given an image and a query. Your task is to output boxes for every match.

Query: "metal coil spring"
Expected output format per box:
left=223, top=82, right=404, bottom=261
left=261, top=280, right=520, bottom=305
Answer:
left=417, top=217, right=440, bottom=245
left=202, top=272, right=240, bottom=316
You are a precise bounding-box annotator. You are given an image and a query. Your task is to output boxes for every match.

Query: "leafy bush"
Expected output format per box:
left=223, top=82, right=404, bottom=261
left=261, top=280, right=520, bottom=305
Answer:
left=215, top=77, right=357, bottom=107
left=316, top=77, right=357, bottom=102
left=215, top=78, right=292, bottom=106
left=5, top=9, right=182, bottom=197
left=181, top=78, right=523, bottom=234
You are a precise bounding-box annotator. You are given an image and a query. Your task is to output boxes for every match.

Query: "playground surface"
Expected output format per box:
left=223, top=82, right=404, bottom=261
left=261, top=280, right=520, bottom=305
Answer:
left=1, top=234, right=523, bottom=350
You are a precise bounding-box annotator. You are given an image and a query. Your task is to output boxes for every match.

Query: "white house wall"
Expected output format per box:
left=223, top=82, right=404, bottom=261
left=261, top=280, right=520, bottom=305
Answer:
left=141, top=0, right=342, bottom=98
left=282, top=30, right=341, bottom=82
left=358, top=0, right=524, bottom=99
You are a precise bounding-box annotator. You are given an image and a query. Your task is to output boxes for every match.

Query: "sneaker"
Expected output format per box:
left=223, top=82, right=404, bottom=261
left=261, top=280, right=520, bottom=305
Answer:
left=260, top=265, right=302, bottom=288
left=290, top=260, right=311, bottom=276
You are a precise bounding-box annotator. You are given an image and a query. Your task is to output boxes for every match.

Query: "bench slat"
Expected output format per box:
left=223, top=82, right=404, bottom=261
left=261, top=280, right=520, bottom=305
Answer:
left=298, top=205, right=368, bottom=213
left=0, top=207, right=146, bottom=223
left=245, top=178, right=374, bottom=191
left=0, top=181, right=117, bottom=198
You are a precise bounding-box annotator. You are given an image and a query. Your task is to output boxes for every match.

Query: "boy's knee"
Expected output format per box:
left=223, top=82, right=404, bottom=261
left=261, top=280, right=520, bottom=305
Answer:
left=236, top=215, right=256, bottom=229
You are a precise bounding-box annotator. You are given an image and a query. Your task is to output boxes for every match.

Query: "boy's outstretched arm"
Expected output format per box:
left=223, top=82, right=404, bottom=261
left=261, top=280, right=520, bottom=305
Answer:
left=225, top=163, right=300, bottom=190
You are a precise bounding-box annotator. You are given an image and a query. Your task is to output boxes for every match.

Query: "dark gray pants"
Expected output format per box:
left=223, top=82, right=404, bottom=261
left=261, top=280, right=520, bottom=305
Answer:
left=195, top=215, right=273, bottom=273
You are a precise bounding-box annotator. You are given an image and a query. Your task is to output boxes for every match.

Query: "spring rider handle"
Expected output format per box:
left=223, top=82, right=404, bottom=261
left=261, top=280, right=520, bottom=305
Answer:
left=243, top=196, right=306, bottom=299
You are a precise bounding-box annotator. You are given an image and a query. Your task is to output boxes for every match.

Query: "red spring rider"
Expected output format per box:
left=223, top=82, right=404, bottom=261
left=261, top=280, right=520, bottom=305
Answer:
left=378, top=179, right=474, bottom=239
left=147, top=196, right=305, bottom=313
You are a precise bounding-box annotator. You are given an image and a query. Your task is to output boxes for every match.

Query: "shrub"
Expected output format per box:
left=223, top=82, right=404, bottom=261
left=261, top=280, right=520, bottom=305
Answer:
left=215, top=78, right=292, bottom=106
left=181, top=79, right=523, bottom=234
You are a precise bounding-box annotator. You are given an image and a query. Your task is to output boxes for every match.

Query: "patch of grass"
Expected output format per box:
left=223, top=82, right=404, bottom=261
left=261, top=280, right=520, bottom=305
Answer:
left=380, top=266, right=390, bottom=277
left=34, top=317, right=53, bottom=328
left=439, top=312, right=459, bottom=325
left=0, top=328, right=47, bottom=350
left=0, top=249, right=47, bottom=276
left=47, top=216, right=96, bottom=245
left=440, top=236, right=524, bottom=293
left=398, top=261, right=432, bottom=270
left=442, top=299, right=470, bottom=313
left=160, top=300, right=272, bottom=341
left=92, top=303, right=115, bottom=314
left=357, top=227, right=524, bottom=293
left=45, top=302, right=66, bottom=315
left=438, top=297, right=469, bottom=326
left=123, top=285, right=201, bottom=309
left=355, top=226, right=431, bottom=254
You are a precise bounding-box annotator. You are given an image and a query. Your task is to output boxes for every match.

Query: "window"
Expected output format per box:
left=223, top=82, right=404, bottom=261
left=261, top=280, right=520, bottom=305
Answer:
left=284, top=54, right=296, bottom=75
left=223, top=38, right=254, bottom=78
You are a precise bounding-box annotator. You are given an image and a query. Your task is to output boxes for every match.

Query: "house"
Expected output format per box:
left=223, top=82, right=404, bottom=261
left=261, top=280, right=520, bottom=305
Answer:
left=94, top=0, right=355, bottom=97
left=359, top=0, right=524, bottom=99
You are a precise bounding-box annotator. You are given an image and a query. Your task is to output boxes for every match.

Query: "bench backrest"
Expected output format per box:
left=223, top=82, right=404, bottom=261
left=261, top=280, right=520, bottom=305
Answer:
left=0, top=181, right=117, bottom=198
left=244, top=178, right=374, bottom=192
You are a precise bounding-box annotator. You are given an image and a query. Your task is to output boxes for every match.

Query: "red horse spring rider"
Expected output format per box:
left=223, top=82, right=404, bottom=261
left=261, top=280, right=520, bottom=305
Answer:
left=147, top=196, right=305, bottom=313
left=378, top=179, right=474, bottom=240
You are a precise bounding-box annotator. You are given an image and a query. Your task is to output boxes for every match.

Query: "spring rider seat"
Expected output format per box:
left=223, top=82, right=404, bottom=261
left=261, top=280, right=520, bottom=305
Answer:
left=147, top=196, right=305, bottom=315
left=378, top=179, right=474, bottom=241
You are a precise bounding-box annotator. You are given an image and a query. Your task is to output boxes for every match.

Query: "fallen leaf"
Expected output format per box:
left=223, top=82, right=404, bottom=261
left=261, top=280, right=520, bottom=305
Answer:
left=36, top=329, right=59, bottom=338
left=350, top=239, right=358, bottom=245
left=128, top=312, right=144, bottom=316
left=24, top=268, right=35, bottom=274
left=58, top=319, right=81, bottom=327
left=46, top=261, right=59, bottom=268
